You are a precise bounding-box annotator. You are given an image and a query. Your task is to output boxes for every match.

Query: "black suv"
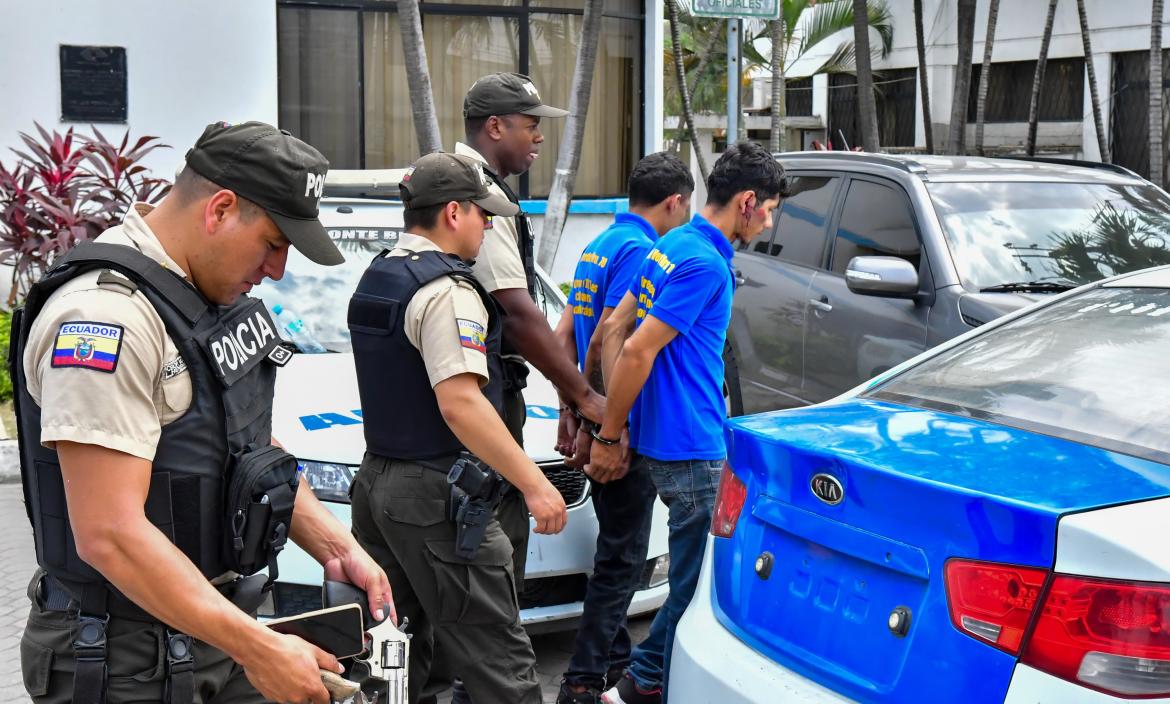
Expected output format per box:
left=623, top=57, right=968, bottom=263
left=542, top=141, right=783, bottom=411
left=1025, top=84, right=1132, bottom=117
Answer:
left=726, top=152, right=1170, bottom=415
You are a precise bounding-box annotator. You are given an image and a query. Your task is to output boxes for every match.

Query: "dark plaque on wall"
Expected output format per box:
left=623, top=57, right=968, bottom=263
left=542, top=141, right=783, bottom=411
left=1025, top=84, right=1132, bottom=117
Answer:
left=60, top=45, right=127, bottom=122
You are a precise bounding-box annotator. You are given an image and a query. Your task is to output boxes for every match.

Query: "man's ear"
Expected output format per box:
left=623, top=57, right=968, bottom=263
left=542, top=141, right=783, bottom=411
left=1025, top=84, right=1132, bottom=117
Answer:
left=484, top=115, right=505, bottom=142
left=204, top=189, right=237, bottom=234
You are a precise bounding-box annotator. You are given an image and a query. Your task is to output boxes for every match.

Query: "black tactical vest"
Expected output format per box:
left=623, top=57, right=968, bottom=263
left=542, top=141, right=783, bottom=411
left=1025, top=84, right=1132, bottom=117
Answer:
left=482, top=167, right=537, bottom=303
left=10, top=243, right=288, bottom=612
left=349, top=249, right=503, bottom=461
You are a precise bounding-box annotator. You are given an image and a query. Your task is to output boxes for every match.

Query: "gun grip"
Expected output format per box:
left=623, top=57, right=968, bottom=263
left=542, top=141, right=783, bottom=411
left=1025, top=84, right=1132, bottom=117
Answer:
left=323, top=580, right=375, bottom=626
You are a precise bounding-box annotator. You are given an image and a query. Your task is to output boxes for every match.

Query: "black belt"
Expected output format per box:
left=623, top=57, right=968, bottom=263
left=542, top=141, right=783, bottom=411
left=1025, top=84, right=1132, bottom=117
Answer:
left=38, top=572, right=269, bottom=619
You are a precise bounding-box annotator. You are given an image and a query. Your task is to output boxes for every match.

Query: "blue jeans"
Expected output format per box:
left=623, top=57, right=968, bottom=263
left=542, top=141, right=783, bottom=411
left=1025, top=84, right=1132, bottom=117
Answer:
left=564, top=462, right=657, bottom=690
left=625, top=457, right=723, bottom=695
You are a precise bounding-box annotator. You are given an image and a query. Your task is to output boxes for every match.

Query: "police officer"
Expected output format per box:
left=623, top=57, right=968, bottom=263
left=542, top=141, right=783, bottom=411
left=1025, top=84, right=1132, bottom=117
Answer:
left=347, top=152, right=568, bottom=704
left=455, top=70, right=605, bottom=598
left=15, top=121, right=394, bottom=704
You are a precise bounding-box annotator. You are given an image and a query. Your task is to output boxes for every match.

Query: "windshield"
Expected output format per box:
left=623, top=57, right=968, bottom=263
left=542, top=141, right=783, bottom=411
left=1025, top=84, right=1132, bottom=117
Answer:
left=866, top=286, right=1170, bottom=463
left=254, top=233, right=565, bottom=352
left=927, top=181, right=1170, bottom=290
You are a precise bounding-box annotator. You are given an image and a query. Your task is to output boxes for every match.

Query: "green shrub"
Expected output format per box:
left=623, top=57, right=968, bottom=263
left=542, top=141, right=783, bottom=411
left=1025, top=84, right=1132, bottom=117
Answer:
left=560, top=282, right=571, bottom=297
left=0, top=310, right=11, bottom=402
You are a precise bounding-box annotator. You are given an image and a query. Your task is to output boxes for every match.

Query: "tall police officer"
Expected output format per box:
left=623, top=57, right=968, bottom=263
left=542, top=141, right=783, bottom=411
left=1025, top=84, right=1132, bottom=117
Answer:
left=14, top=121, right=394, bottom=704
left=348, top=152, right=568, bottom=704
left=455, top=73, right=606, bottom=597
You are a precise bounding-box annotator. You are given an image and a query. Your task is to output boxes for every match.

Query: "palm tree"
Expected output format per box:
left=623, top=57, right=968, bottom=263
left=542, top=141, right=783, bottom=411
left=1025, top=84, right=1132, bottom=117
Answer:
left=1026, top=0, right=1060, bottom=157
left=914, top=0, right=933, bottom=153
left=668, top=0, right=710, bottom=181
left=946, top=0, right=976, bottom=155
left=974, top=0, right=1000, bottom=156
left=396, top=0, right=441, bottom=154
left=1151, top=0, right=1165, bottom=187
left=852, top=0, right=880, bottom=150
left=537, top=0, right=604, bottom=273
left=770, top=18, right=786, bottom=153
left=1076, top=0, right=1109, bottom=162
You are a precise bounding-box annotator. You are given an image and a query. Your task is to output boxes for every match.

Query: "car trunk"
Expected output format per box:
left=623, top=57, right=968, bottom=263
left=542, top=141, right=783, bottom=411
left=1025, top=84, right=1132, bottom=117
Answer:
left=714, top=399, right=1170, bottom=702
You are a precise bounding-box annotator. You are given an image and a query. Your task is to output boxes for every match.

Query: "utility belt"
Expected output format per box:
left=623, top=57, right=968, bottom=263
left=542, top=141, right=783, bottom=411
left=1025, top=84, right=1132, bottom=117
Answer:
left=33, top=570, right=271, bottom=704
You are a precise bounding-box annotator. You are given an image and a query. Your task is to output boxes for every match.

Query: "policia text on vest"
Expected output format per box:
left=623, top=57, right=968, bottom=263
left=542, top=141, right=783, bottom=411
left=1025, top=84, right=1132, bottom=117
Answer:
left=13, top=120, right=394, bottom=704
left=348, top=151, right=567, bottom=704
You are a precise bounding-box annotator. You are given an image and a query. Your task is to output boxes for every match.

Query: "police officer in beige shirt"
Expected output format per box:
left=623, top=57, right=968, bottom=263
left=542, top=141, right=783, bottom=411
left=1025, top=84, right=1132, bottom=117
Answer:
left=348, top=152, right=567, bottom=704
left=16, top=121, right=394, bottom=704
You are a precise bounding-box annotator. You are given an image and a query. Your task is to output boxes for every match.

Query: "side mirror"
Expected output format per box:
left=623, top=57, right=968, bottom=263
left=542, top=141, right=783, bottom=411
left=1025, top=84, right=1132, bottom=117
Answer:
left=845, top=256, right=919, bottom=298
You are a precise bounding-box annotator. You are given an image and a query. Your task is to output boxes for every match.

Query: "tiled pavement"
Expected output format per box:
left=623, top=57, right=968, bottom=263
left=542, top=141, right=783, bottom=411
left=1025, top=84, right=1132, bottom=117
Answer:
left=0, top=483, right=651, bottom=703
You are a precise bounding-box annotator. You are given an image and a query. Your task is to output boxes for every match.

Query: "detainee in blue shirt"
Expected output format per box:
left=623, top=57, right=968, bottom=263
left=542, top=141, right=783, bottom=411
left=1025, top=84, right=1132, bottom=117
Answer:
left=551, top=153, right=693, bottom=704
left=593, top=142, right=786, bottom=704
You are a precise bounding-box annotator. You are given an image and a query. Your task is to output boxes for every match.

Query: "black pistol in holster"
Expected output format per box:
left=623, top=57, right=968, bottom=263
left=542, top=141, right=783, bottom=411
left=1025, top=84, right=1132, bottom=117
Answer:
left=447, top=453, right=504, bottom=560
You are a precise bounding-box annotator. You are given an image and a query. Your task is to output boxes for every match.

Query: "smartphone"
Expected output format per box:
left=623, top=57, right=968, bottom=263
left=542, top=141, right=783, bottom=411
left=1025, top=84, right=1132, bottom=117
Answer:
left=266, top=603, right=365, bottom=658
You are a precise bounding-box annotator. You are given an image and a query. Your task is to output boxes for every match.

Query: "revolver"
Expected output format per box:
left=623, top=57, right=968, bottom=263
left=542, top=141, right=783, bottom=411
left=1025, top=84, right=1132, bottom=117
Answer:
left=321, top=580, right=410, bottom=704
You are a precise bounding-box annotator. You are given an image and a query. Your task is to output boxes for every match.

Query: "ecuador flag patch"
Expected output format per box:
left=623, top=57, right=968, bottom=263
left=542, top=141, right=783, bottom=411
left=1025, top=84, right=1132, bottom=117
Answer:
left=457, top=318, right=487, bottom=354
left=52, top=321, right=124, bottom=373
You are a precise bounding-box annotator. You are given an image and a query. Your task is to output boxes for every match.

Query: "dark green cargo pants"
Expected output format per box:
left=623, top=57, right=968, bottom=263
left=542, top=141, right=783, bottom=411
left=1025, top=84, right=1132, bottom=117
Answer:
left=350, top=452, right=541, bottom=704
left=20, top=574, right=265, bottom=703
left=497, top=387, right=531, bottom=594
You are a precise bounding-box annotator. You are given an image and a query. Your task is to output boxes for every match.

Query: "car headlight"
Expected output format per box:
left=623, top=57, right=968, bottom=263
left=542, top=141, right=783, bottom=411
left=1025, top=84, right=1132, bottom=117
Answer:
left=299, top=461, right=355, bottom=503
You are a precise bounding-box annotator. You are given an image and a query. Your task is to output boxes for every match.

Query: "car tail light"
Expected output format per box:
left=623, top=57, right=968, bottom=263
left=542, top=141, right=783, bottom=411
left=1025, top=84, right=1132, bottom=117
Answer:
left=710, top=461, right=747, bottom=538
left=1022, top=576, right=1170, bottom=697
left=945, top=559, right=1048, bottom=655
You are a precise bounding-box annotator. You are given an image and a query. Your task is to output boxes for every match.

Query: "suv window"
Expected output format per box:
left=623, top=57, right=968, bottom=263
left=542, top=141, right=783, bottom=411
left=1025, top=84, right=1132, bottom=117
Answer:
left=753, top=175, right=838, bottom=266
left=830, top=179, right=920, bottom=274
left=867, top=286, right=1170, bottom=461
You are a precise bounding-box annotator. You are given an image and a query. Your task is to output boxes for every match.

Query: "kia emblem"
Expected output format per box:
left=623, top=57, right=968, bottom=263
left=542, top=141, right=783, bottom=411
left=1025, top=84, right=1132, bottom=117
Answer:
left=810, top=473, right=844, bottom=505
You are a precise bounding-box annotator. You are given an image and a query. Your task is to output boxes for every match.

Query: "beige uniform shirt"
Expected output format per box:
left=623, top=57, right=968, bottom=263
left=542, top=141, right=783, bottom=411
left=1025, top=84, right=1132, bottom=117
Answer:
left=24, top=204, right=193, bottom=461
left=391, top=233, right=491, bottom=387
left=454, top=142, right=528, bottom=293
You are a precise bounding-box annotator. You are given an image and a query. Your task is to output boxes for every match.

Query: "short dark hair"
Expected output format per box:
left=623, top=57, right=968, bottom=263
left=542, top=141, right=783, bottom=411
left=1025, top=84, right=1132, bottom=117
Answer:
left=403, top=200, right=471, bottom=231
left=706, top=141, right=787, bottom=207
left=628, top=152, right=695, bottom=207
left=464, top=115, right=490, bottom=140
left=173, top=167, right=264, bottom=221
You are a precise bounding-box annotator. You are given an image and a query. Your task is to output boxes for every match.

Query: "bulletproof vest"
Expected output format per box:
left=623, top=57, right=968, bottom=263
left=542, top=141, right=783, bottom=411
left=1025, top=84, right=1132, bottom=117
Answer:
left=349, top=249, right=503, bottom=461
left=481, top=168, right=537, bottom=388
left=10, top=242, right=287, bottom=610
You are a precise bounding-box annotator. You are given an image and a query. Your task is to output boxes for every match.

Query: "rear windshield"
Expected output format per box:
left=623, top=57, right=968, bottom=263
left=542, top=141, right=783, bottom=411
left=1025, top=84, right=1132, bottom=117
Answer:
left=866, top=287, right=1170, bottom=463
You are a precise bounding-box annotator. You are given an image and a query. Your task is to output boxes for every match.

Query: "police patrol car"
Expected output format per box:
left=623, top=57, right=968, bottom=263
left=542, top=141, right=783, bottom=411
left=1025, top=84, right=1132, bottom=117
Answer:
left=254, top=169, right=670, bottom=628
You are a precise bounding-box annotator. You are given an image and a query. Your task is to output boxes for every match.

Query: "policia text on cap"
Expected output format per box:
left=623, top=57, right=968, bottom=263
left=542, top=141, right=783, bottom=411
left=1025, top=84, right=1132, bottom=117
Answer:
left=348, top=151, right=568, bottom=704
left=15, top=121, right=395, bottom=704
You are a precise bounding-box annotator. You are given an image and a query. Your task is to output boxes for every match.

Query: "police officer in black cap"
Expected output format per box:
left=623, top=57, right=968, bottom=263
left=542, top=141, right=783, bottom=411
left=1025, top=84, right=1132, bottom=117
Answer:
left=455, top=68, right=605, bottom=599
left=348, top=151, right=568, bottom=704
left=15, top=121, right=394, bottom=704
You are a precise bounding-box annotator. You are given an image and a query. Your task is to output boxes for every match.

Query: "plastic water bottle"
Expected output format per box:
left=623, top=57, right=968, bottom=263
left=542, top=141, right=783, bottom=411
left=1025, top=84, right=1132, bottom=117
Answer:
left=271, top=304, right=327, bottom=353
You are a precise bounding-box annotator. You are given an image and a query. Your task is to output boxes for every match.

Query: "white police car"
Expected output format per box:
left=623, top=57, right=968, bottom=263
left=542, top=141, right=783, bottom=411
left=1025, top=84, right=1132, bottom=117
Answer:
left=254, top=170, right=670, bottom=629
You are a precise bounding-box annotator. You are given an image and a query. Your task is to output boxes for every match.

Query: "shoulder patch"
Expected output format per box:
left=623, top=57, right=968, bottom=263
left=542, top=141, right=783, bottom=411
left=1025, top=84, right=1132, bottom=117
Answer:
left=457, top=318, right=487, bottom=354
left=161, top=355, right=188, bottom=381
left=52, top=321, right=124, bottom=373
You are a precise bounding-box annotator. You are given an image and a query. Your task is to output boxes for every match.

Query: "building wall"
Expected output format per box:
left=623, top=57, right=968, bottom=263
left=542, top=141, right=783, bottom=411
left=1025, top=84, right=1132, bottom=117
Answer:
left=0, top=0, right=278, bottom=177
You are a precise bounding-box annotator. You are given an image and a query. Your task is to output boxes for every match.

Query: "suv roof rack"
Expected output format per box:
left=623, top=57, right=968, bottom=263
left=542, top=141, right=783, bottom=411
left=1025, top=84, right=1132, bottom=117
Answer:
left=1000, top=156, right=1141, bottom=179
left=776, top=151, right=929, bottom=176
left=323, top=168, right=408, bottom=198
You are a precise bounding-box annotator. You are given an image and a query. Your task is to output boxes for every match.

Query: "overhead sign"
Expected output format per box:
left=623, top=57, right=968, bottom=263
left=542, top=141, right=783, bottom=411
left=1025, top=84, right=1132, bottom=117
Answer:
left=690, top=0, right=781, bottom=19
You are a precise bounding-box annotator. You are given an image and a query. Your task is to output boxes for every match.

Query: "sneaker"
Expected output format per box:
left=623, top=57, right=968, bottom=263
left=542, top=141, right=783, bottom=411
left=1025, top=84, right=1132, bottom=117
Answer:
left=599, top=675, right=662, bottom=704
left=557, top=681, right=602, bottom=704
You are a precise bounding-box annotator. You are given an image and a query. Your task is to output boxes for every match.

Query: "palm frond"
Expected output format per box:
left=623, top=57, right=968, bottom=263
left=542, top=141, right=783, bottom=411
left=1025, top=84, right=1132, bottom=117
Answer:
left=796, top=0, right=893, bottom=60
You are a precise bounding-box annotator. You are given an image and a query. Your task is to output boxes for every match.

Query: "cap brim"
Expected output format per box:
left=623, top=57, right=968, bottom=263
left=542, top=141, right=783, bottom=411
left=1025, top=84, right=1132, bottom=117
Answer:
left=520, top=104, right=569, bottom=118
left=473, top=191, right=520, bottom=218
left=267, top=211, right=345, bottom=266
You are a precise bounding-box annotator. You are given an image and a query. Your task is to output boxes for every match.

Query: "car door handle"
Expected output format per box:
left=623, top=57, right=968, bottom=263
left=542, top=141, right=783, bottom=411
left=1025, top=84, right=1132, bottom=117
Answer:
left=809, top=296, right=833, bottom=313
left=734, top=270, right=746, bottom=286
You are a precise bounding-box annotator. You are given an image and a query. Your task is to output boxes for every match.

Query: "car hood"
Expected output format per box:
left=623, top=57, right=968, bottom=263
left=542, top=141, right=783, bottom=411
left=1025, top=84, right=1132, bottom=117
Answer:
left=271, top=353, right=563, bottom=465
left=957, top=291, right=1046, bottom=326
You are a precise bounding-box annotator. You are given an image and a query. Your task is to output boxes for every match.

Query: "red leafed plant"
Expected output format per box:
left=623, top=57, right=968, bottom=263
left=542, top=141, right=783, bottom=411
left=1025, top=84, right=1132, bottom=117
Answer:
left=0, top=124, right=172, bottom=305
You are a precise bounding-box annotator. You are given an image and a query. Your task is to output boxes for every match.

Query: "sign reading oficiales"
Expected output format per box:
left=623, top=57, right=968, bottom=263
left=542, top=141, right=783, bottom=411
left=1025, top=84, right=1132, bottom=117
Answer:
left=690, top=0, right=781, bottom=19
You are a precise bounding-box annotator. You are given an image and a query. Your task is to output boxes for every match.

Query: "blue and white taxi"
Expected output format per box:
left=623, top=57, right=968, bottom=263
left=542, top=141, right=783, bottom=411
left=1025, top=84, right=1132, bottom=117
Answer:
left=673, top=265, right=1170, bottom=701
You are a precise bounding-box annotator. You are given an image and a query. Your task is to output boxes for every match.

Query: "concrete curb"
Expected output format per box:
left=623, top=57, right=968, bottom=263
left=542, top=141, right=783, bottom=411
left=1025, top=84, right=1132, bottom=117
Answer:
left=0, top=440, right=18, bottom=483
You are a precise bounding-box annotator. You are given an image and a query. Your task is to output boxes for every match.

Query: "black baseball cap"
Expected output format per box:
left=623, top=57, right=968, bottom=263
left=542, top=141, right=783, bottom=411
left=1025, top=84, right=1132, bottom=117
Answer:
left=400, top=152, right=519, bottom=217
left=463, top=73, right=569, bottom=119
left=184, top=121, right=343, bottom=266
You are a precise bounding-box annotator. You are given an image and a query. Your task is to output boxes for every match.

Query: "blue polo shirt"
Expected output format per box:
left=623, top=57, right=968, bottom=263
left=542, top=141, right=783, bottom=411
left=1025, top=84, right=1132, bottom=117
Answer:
left=569, top=212, right=657, bottom=368
left=628, top=214, right=735, bottom=461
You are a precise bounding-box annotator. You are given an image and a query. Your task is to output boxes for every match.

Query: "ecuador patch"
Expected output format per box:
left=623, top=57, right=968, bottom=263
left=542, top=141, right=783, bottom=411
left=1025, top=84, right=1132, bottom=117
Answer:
left=457, top=318, right=487, bottom=354
left=52, top=321, right=124, bottom=373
